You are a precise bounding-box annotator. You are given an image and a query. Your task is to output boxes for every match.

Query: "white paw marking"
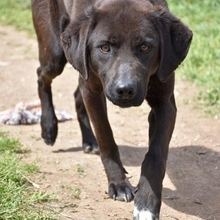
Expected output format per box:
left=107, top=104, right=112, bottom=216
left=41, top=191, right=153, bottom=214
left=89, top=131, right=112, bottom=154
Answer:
left=133, top=206, right=155, bottom=220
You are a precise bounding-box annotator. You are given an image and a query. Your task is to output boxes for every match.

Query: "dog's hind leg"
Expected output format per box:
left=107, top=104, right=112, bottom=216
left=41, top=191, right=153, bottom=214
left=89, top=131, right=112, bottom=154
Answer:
left=32, top=1, right=68, bottom=145
left=36, top=54, right=66, bottom=146
left=74, top=86, right=99, bottom=154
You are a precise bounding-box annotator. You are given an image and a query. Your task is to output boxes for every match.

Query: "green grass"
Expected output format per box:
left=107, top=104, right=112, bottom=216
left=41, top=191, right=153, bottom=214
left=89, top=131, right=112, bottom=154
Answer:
left=167, top=0, right=220, bottom=116
left=61, top=184, right=81, bottom=200
left=0, top=131, right=58, bottom=220
left=0, top=0, right=219, bottom=115
left=76, top=164, right=85, bottom=177
left=0, top=0, right=33, bottom=34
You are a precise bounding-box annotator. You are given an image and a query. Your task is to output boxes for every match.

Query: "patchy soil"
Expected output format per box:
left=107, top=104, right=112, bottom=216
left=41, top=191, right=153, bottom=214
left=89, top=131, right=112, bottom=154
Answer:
left=0, top=26, right=220, bottom=220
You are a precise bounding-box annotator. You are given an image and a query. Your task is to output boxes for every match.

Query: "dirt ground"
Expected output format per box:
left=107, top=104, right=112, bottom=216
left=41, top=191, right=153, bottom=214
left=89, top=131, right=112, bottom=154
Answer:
left=0, top=25, right=220, bottom=220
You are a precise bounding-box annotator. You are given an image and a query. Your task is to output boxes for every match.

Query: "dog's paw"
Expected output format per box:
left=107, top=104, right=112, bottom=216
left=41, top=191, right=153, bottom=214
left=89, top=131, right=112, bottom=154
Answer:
left=108, top=178, right=134, bottom=202
left=83, top=142, right=99, bottom=154
left=133, top=185, right=160, bottom=220
left=41, top=116, right=58, bottom=146
left=133, top=206, right=158, bottom=220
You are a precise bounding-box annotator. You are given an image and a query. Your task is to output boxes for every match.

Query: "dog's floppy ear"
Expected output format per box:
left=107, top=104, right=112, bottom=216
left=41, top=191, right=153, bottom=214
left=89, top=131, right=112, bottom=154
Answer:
left=153, top=9, right=193, bottom=82
left=60, top=8, right=96, bottom=81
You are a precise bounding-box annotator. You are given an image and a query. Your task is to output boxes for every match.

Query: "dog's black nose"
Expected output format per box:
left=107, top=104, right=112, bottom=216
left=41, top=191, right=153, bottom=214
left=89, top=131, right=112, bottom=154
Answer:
left=115, top=82, right=136, bottom=99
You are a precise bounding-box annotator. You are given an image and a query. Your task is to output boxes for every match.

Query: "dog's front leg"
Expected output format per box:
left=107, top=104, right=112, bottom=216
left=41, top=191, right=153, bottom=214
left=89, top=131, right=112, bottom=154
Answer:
left=133, top=94, right=177, bottom=220
left=80, top=83, right=134, bottom=202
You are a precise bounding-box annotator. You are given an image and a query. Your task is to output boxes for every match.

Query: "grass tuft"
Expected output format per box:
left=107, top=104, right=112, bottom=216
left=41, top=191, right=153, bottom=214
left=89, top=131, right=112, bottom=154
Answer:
left=168, top=0, right=220, bottom=116
left=0, top=0, right=33, bottom=35
left=0, top=131, right=58, bottom=220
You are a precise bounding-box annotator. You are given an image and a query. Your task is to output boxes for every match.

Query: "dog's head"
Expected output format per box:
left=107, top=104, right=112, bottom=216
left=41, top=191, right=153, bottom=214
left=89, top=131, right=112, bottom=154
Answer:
left=61, top=0, right=192, bottom=108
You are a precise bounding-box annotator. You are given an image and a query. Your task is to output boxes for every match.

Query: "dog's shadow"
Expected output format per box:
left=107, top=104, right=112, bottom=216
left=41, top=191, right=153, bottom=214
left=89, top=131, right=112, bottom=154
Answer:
left=121, top=144, right=219, bottom=219
left=53, top=144, right=220, bottom=219
left=52, top=144, right=146, bottom=166
left=163, top=145, right=220, bottom=219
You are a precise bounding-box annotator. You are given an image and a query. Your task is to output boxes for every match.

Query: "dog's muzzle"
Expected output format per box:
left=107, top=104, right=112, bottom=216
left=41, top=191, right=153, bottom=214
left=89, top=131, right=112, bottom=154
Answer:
left=106, top=81, right=145, bottom=108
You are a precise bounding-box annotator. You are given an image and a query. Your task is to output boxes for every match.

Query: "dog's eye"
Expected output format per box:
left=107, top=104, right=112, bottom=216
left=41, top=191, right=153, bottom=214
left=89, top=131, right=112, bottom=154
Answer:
left=140, top=44, right=149, bottom=52
left=100, top=44, right=111, bottom=53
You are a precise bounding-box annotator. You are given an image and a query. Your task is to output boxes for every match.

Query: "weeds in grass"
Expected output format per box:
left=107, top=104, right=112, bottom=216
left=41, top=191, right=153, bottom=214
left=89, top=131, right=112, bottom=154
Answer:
left=168, top=0, right=220, bottom=116
left=0, top=131, right=58, bottom=220
left=0, top=0, right=33, bottom=35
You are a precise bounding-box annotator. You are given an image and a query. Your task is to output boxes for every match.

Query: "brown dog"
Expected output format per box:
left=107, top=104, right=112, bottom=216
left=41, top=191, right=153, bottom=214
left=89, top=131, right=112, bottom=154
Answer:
left=32, top=0, right=192, bottom=219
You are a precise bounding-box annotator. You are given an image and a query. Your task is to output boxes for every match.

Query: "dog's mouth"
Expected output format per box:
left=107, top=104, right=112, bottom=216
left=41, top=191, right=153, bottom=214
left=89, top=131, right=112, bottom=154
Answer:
left=111, top=99, right=134, bottom=108
left=106, top=94, right=143, bottom=108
